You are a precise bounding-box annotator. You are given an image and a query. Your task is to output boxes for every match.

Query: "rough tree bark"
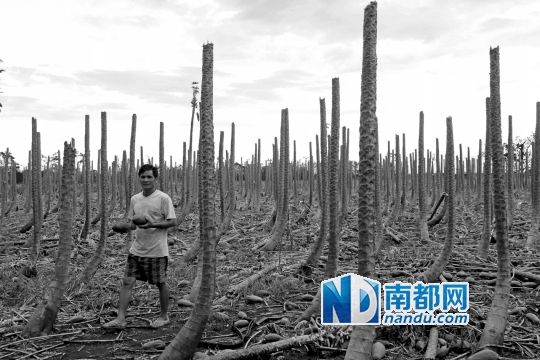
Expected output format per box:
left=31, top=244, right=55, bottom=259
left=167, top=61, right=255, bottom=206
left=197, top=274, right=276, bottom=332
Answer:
left=507, top=115, right=514, bottom=227
left=160, top=42, right=217, bottom=360
left=477, top=46, right=511, bottom=350
left=78, top=112, right=108, bottom=287
left=258, top=110, right=289, bottom=251
left=478, top=98, right=492, bottom=258
left=23, top=142, right=75, bottom=336
left=26, top=118, right=42, bottom=276
left=345, top=2, right=378, bottom=358
left=418, top=111, right=430, bottom=243
left=422, top=117, right=454, bottom=282
left=80, top=115, right=91, bottom=242
left=159, top=121, right=165, bottom=191
left=526, top=102, right=540, bottom=248
left=301, top=99, right=328, bottom=272
left=326, top=77, right=341, bottom=278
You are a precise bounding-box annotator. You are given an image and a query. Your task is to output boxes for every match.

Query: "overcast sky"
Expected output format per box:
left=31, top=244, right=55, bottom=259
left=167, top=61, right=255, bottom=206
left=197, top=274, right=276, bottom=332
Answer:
left=0, top=0, right=538, bottom=169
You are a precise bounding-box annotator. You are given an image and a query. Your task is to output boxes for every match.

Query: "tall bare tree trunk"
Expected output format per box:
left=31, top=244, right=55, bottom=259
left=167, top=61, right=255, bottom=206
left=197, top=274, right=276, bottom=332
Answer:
left=159, top=122, right=165, bottom=191
left=179, top=84, right=199, bottom=221
left=259, top=110, right=289, bottom=251
left=24, top=142, right=76, bottom=336
left=401, top=133, right=407, bottom=211
left=308, top=141, right=313, bottom=209
left=345, top=2, right=377, bottom=358
left=301, top=100, right=329, bottom=269
left=125, top=114, right=137, bottom=253
left=80, top=115, right=91, bottom=242
left=27, top=118, right=42, bottom=275
left=423, top=117, right=455, bottom=282
left=418, top=111, right=429, bottom=243
left=218, top=131, right=225, bottom=222
left=325, top=77, right=340, bottom=278
left=389, top=134, right=400, bottom=223
left=477, top=139, right=482, bottom=202
left=526, top=102, right=540, bottom=248
left=507, top=115, right=514, bottom=228
left=79, top=112, right=108, bottom=287
left=477, top=46, right=511, bottom=350
left=478, top=98, right=492, bottom=258
left=160, top=42, right=217, bottom=360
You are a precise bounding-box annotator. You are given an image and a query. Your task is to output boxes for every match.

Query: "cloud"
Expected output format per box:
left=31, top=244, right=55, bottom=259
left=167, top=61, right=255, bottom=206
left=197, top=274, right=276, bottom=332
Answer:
left=219, top=0, right=365, bottom=42
left=74, top=68, right=201, bottom=104
left=7, top=66, right=75, bottom=86
left=224, top=69, right=316, bottom=102
left=2, top=94, right=80, bottom=123
left=479, top=17, right=519, bottom=32
left=82, top=14, right=159, bottom=28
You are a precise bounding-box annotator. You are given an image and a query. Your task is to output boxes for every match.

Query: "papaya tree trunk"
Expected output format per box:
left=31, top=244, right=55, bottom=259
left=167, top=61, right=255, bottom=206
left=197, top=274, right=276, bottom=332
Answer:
left=24, top=142, right=75, bottom=336
left=79, top=112, right=108, bottom=287
left=259, top=110, right=289, bottom=251
left=418, top=111, right=429, bottom=243
left=422, top=117, right=455, bottom=282
left=345, top=2, right=377, bottom=358
left=478, top=46, right=511, bottom=350
left=80, top=115, right=91, bottom=242
left=478, top=98, right=492, bottom=258
left=325, top=77, right=341, bottom=278
left=526, top=102, right=540, bottom=248
left=301, top=99, right=328, bottom=272
left=507, top=115, right=514, bottom=227
left=160, top=42, right=217, bottom=360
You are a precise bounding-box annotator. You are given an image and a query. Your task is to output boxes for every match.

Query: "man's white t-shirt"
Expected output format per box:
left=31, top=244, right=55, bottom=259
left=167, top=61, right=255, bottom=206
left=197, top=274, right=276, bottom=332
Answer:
left=128, top=190, right=176, bottom=257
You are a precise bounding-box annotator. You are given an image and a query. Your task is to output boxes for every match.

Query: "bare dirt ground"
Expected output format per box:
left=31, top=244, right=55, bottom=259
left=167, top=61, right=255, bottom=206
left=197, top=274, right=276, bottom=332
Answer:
left=1, top=194, right=539, bottom=359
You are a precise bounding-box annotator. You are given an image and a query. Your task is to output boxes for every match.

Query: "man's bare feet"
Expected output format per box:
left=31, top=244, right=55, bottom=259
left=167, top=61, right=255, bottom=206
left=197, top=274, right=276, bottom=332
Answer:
left=102, top=318, right=127, bottom=328
left=150, top=316, right=170, bottom=328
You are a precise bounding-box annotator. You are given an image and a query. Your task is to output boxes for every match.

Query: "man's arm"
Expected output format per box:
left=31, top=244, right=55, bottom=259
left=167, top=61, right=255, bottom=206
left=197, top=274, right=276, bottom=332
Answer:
left=138, top=218, right=177, bottom=229
left=112, top=220, right=136, bottom=233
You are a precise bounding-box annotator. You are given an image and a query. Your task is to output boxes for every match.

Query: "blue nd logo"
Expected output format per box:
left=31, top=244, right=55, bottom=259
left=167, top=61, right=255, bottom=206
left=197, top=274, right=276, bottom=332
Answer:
left=321, top=273, right=381, bottom=325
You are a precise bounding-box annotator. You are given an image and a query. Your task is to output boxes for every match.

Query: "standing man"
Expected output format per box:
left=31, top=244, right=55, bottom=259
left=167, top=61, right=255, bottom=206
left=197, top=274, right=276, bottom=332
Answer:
left=105, top=164, right=177, bottom=328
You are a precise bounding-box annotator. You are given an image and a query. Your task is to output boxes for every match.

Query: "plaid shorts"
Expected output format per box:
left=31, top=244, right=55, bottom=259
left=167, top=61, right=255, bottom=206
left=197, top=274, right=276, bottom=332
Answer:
left=125, top=254, right=168, bottom=285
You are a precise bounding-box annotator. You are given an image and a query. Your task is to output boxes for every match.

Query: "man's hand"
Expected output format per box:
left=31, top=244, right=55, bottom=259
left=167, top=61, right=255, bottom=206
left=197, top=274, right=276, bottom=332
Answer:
left=112, top=222, right=136, bottom=233
left=137, top=218, right=154, bottom=229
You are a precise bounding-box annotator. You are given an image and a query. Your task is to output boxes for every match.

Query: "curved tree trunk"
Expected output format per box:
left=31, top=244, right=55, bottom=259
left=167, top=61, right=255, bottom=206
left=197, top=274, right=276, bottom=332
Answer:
left=180, top=123, right=236, bottom=267
left=389, top=134, right=400, bottom=224
left=26, top=118, right=42, bottom=276
left=179, top=85, right=199, bottom=221
left=477, top=46, right=511, bottom=350
left=221, top=122, right=236, bottom=233
left=374, top=119, right=383, bottom=253
left=180, top=141, right=187, bottom=208
left=525, top=102, right=540, bottom=249
left=124, top=115, right=137, bottom=253
left=160, top=42, right=217, bottom=360
left=478, top=98, right=492, bottom=258
left=422, top=117, right=455, bottom=282
left=507, top=115, right=514, bottom=228
left=24, top=142, right=75, bottom=336
left=418, top=111, right=430, bottom=243
left=345, top=2, right=377, bottom=358
left=259, top=110, right=289, bottom=251
left=218, top=131, right=225, bottom=222
left=159, top=122, right=165, bottom=191
left=308, top=141, right=313, bottom=209
left=401, top=133, right=407, bottom=212
left=325, top=77, right=340, bottom=278
left=79, top=112, right=108, bottom=287
left=80, top=115, right=91, bottom=242
left=301, top=99, right=328, bottom=271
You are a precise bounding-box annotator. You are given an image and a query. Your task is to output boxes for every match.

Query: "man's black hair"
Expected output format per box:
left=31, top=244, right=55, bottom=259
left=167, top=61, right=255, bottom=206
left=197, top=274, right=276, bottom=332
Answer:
left=138, top=164, right=159, bottom=178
